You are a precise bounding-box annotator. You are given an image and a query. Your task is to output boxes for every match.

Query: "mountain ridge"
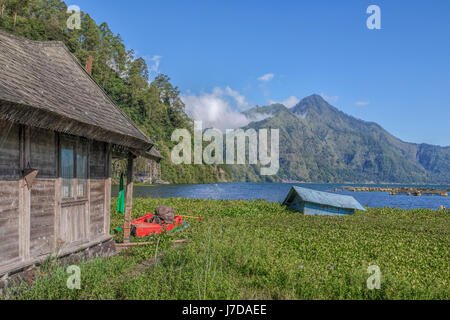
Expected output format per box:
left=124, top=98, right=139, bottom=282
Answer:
left=230, top=94, right=450, bottom=184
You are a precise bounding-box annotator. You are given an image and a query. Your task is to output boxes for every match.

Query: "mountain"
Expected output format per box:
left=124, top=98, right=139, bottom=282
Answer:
left=231, top=94, right=450, bottom=184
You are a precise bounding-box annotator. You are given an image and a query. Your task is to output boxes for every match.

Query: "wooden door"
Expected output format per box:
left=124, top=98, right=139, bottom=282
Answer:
left=60, top=200, right=89, bottom=245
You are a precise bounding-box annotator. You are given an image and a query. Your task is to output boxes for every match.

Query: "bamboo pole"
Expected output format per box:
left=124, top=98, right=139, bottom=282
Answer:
left=115, top=239, right=191, bottom=248
left=123, top=153, right=134, bottom=244
left=179, top=214, right=204, bottom=221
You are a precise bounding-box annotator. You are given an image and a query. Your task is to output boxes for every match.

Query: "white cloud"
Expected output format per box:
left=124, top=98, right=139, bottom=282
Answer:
left=258, top=73, right=274, bottom=82
left=320, top=93, right=339, bottom=104
left=246, top=112, right=274, bottom=122
left=144, top=55, right=163, bottom=76
left=269, top=96, right=300, bottom=108
left=282, top=96, right=300, bottom=108
left=355, top=101, right=370, bottom=106
left=181, top=87, right=253, bottom=130
left=225, top=86, right=249, bottom=109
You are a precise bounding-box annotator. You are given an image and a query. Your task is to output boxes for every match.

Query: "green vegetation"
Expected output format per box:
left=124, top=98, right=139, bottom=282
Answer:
left=5, top=198, right=449, bottom=300
left=0, top=0, right=228, bottom=184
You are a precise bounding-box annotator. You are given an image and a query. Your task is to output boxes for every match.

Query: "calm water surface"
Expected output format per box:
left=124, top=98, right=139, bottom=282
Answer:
left=112, top=182, right=450, bottom=210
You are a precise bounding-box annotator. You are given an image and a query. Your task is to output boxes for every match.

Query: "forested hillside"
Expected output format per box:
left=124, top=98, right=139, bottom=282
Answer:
left=0, top=0, right=229, bottom=184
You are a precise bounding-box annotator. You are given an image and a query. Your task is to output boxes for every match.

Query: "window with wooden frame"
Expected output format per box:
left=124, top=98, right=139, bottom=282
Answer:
left=77, top=142, right=88, bottom=197
left=61, top=136, right=88, bottom=200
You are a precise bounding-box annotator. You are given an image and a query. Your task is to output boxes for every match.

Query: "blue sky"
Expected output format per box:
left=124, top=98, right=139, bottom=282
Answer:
left=74, top=0, right=449, bottom=146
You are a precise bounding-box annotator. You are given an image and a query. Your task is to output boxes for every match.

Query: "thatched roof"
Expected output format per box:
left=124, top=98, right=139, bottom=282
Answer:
left=0, top=31, right=153, bottom=151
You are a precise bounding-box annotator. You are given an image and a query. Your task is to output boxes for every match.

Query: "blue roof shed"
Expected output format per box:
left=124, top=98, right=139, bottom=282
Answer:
left=282, top=186, right=366, bottom=216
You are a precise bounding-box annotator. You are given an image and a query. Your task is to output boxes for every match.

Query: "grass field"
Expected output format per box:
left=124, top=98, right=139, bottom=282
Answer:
left=4, top=198, right=449, bottom=300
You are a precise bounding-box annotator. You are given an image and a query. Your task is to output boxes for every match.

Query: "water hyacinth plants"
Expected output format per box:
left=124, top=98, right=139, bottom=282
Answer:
left=5, top=198, right=449, bottom=300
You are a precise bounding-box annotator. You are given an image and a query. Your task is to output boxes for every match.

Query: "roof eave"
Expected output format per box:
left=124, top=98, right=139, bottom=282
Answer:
left=60, top=44, right=154, bottom=146
left=0, top=31, right=154, bottom=149
left=0, top=99, right=153, bottom=151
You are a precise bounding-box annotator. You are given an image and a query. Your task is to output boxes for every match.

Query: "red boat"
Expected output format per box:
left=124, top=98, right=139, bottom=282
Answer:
left=131, top=213, right=184, bottom=237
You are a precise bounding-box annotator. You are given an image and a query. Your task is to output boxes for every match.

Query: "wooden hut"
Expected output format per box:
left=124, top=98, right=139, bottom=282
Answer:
left=0, top=31, right=154, bottom=277
left=283, top=186, right=366, bottom=215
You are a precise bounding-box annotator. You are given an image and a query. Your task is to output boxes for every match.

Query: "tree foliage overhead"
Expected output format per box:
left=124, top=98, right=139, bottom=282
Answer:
left=0, top=0, right=227, bottom=184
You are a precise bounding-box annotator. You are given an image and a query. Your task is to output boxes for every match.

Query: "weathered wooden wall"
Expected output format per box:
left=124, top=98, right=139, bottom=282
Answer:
left=0, top=183, right=20, bottom=265
left=89, top=141, right=106, bottom=239
left=29, top=179, right=56, bottom=256
left=0, top=120, right=112, bottom=275
left=90, top=179, right=105, bottom=237
left=0, top=120, right=20, bottom=267
left=29, top=128, right=56, bottom=256
left=60, top=202, right=87, bottom=244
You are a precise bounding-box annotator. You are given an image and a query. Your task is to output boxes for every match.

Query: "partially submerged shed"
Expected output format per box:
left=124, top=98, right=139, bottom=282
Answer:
left=0, top=31, right=154, bottom=277
left=283, top=186, right=366, bottom=215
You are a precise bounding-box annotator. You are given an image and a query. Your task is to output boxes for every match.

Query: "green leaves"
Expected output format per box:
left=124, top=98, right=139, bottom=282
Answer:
left=8, top=199, right=448, bottom=300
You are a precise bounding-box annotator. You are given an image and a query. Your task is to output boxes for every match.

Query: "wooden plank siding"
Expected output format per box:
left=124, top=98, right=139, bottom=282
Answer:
left=29, top=128, right=57, bottom=256
left=0, top=120, right=20, bottom=179
left=123, top=154, right=134, bottom=243
left=60, top=201, right=88, bottom=245
left=104, top=144, right=112, bottom=236
left=30, top=179, right=56, bottom=256
left=89, top=180, right=105, bottom=238
left=89, top=141, right=106, bottom=239
left=0, top=181, right=20, bottom=266
left=0, top=120, right=20, bottom=267
left=0, top=120, right=113, bottom=275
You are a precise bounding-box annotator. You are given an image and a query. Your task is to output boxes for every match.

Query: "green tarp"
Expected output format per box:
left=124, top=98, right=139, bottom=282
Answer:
left=116, top=172, right=125, bottom=214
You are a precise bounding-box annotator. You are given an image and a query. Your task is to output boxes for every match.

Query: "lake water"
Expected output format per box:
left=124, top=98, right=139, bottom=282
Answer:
left=112, top=182, right=450, bottom=210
